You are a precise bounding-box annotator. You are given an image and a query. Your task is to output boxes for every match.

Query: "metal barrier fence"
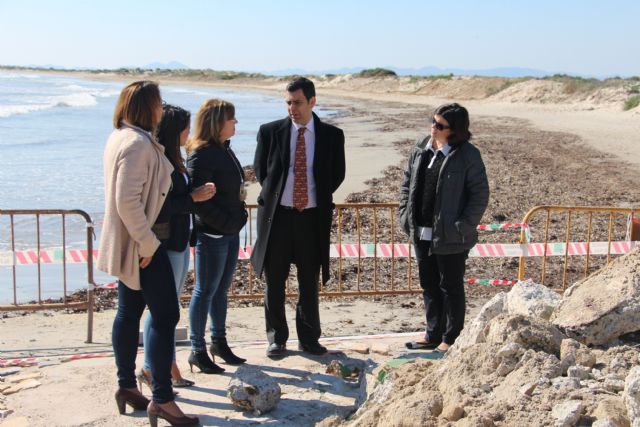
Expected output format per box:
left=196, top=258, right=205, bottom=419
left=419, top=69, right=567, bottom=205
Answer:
left=517, top=206, right=640, bottom=290
left=226, top=203, right=419, bottom=299
left=0, top=209, right=96, bottom=342
left=3, top=204, right=638, bottom=342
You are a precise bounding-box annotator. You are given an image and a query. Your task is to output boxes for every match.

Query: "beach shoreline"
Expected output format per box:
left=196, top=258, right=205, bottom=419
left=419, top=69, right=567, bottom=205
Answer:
left=3, top=69, right=640, bottom=426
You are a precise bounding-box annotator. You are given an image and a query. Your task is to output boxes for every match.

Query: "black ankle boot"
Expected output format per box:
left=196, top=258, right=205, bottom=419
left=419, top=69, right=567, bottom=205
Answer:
left=187, top=350, right=225, bottom=374
left=210, top=337, right=246, bottom=365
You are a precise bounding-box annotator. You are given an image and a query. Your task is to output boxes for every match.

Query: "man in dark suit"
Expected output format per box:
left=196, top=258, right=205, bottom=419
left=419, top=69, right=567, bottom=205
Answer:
left=251, top=77, right=346, bottom=358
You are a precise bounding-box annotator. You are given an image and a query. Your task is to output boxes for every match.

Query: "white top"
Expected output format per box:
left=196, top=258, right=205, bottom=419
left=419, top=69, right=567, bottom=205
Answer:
left=280, top=118, right=317, bottom=209
left=419, top=141, right=452, bottom=241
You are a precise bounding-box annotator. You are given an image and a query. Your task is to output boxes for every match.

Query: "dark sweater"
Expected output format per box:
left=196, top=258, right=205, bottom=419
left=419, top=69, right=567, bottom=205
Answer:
left=415, top=150, right=446, bottom=227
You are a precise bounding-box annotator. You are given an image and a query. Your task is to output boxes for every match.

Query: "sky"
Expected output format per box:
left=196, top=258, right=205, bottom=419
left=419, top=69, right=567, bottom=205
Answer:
left=0, top=0, right=638, bottom=77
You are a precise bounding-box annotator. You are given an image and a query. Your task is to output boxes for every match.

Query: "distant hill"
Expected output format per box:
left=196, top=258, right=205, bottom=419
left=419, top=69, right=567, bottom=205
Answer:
left=266, top=65, right=557, bottom=78
left=143, top=61, right=190, bottom=70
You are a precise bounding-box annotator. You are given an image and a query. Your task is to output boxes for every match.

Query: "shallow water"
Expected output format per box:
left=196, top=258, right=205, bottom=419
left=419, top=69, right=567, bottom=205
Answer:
left=0, top=71, right=334, bottom=303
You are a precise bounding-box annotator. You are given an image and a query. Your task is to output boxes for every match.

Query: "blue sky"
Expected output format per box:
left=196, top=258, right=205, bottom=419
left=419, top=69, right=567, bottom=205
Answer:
left=0, top=0, right=638, bottom=77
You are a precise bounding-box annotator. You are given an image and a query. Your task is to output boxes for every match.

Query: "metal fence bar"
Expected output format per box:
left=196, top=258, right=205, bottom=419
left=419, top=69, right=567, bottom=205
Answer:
left=518, top=205, right=640, bottom=286
left=0, top=209, right=96, bottom=342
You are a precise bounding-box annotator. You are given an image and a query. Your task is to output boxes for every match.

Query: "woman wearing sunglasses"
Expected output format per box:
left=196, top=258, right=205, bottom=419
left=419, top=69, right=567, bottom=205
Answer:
left=399, top=103, right=489, bottom=354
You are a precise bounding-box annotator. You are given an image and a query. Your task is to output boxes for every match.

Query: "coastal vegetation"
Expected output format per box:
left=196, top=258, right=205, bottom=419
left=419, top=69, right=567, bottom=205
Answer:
left=355, top=67, right=397, bottom=77
left=624, top=95, right=640, bottom=110
left=1, top=65, right=639, bottom=109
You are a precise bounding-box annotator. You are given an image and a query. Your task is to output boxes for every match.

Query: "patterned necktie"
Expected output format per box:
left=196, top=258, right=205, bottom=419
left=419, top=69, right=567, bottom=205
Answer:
left=293, top=127, right=308, bottom=211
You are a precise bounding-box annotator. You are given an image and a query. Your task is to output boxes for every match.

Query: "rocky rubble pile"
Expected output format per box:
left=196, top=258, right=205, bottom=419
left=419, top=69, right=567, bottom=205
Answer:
left=338, top=248, right=640, bottom=427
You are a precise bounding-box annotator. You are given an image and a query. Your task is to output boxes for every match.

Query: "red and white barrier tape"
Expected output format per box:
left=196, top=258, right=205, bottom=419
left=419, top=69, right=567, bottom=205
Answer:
left=2, top=240, right=637, bottom=266
left=0, top=357, right=38, bottom=367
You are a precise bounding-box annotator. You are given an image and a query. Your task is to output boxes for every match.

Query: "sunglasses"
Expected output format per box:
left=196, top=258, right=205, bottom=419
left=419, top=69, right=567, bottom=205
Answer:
left=432, top=118, right=450, bottom=131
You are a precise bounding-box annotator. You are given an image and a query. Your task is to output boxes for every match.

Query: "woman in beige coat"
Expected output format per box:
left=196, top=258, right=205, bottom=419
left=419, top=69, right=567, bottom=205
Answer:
left=98, top=81, right=198, bottom=426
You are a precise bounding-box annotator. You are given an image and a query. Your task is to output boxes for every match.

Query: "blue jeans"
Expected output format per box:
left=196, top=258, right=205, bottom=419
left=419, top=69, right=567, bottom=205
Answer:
left=112, top=246, right=179, bottom=403
left=189, top=232, right=239, bottom=351
left=143, top=246, right=190, bottom=371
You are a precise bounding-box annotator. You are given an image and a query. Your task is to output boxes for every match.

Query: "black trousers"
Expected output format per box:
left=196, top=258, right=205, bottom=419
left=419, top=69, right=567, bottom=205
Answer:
left=414, top=240, right=468, bottom=345
left=264, top=206, right=321, bottom=346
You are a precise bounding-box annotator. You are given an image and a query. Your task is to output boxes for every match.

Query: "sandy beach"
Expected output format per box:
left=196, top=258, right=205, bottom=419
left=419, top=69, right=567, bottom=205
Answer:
left=2, top=71, right=640, bottom=426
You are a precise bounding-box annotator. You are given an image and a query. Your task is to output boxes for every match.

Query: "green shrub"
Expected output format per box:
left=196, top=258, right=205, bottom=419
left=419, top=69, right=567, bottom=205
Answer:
left=623, top=95, right=640, bottom=110
left=356, top=68, right=397, bottom=78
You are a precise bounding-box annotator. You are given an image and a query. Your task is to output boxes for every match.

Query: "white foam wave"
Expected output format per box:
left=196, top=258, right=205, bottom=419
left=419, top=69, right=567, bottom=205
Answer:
left=0, top=92, right=98, bottom=118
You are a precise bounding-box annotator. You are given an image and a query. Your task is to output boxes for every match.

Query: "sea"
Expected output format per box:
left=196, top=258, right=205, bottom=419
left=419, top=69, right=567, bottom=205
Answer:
left=0, top=70, right=335, bottom=303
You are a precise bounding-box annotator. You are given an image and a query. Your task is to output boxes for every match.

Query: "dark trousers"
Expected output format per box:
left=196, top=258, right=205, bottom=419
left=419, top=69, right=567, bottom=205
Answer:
left=112, top=246, right=179, bottom=403
left=264, top=206, right=321, bottom=346
left=414, top=240, right=468, bottom=345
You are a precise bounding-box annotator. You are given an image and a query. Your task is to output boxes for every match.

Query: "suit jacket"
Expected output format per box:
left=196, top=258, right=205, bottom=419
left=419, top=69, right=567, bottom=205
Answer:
left=250, top=112, right=346, bottom=283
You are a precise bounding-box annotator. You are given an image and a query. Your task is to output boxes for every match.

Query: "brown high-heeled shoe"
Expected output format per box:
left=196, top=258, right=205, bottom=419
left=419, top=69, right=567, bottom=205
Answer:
left=147, top=401, right=199, bottom=427
left=115, top=388, right=150, bottom=414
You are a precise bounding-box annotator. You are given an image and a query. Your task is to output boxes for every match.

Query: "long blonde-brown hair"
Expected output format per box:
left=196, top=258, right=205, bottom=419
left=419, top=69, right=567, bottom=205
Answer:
left=112, top=80, right=161, bottom=132
left=186, top=98, right=235, bottom=153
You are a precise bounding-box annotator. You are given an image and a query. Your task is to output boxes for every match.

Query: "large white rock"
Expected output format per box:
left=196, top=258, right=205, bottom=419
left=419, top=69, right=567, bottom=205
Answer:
left=449, top=292, right=507, bottom=354
left=551, top=248, right=640, bottom=346
left=552, top=400, right=584, bottom=427
left=506, top=280, right=562, bottom=320
left=483, top=314, right=567, bottom=356
left=228, top=365, right=281, bottom=415
left=625, top=366, right=640, bottom=426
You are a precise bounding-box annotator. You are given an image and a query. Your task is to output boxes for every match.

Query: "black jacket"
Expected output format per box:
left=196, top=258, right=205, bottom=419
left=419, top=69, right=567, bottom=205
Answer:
left=250, top=113, right=346, bottom=283
left=187, top=141, right=248, bottom=235
left=165, top=169, right=196, bottom=251
left=399, top=135, right=489, bottom=254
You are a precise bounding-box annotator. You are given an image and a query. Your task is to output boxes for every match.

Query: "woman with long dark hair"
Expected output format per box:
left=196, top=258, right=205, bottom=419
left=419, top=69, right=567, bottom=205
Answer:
left=137, top=104, right=215, bottom=391
left=186, top=99, right=248, bottom=373
left=98, top=81, right=198, bottom=426
left=399, top=103, right=489, bottom=354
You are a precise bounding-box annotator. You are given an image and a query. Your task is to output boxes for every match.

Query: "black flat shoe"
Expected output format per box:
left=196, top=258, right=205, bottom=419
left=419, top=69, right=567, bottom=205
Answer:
left=266, top=343, right=287, bottom=358
left=405, top=341, right=439, bottom=350
left=298, top=342, right=327, bottom=355
left=187, top=350, right=225, bottom=374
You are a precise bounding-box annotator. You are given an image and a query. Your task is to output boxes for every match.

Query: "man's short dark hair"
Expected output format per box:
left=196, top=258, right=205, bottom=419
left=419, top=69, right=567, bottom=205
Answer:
left=286, top=77, right=315, bottom=101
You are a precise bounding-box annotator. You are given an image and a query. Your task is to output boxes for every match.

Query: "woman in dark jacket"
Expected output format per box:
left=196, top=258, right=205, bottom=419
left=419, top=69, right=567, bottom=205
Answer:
left=399, top=103, right=489, bottom=353
left=186, top=99, right=248, bottom=373
left=138, top=104, right=215, bottom=390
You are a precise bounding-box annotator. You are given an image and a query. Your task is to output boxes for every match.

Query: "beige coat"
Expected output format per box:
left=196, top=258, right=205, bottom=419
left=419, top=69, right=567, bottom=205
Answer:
left=97, top=124, right=173, bottom=290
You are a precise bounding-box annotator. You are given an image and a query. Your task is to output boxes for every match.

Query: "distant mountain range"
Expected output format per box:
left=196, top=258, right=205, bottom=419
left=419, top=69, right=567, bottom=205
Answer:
left=143, top=61, right=190, bottom=70
left=6, top=62, right=616, bottom=79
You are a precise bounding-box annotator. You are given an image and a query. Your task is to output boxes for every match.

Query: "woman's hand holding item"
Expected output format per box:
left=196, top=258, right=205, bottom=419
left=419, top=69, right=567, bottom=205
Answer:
left=191, top=182, right=216, bottom=202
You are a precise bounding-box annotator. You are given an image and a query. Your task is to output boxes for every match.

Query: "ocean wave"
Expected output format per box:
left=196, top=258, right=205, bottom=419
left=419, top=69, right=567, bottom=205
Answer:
left=0, top=92, right=98, bottom=118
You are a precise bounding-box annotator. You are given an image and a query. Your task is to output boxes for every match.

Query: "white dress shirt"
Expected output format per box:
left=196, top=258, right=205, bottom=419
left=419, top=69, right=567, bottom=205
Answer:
left=280, top=118, right=317, bottom=208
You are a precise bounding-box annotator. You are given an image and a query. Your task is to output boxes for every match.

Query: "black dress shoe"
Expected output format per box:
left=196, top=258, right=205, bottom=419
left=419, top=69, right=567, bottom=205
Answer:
left=266, top=343, right=287, bottom=358
left=298, top=342, right=327, bottom=355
